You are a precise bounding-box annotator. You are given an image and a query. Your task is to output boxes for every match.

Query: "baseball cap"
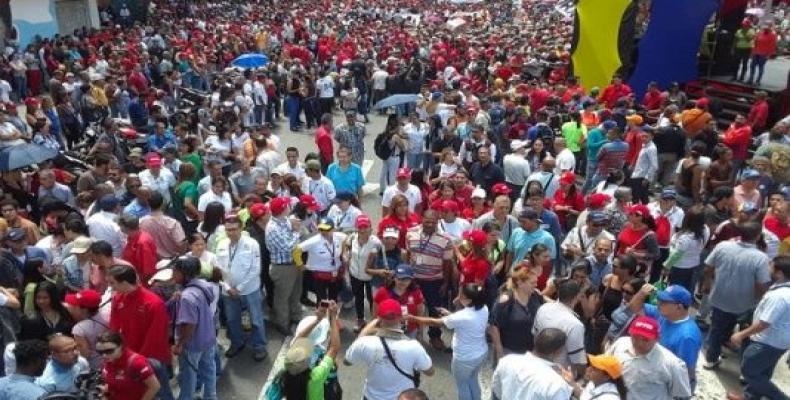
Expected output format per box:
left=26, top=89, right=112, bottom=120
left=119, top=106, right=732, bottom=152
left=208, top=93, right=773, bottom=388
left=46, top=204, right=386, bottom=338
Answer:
left=128, top=147, right=143, bottom=158
left=97, top=194, right=120, bottom=212
left=587, top=193, right=611, bottom=209
left=148, top=259, right=174, bottom=284
left=588, top=354, right=623, bottom=379
left=471, top=187, right=486, bottom=199
left=249, top=203, right=269, bottom=220
left=627, top=204, right=651, bottom=218
left=739, top=201, right=760, bottom=215
left=518, top=207, right=542, bottom=222
left=656, top=284, right=692, bottom=307
left=442, top=200, right=460, bottom=214
left=588, top=211, right=608, bottom=225
left=394, top=264, right=415, bottom=279
left=299, top=194, right=321, bottom=212
left=625, top=114, right=643, bottom=125
left=492, top=182, right=512, bottom=195
left=335, top=191, right=355, bottom=203
left=317, top=218, right=335, bottom=231
left=396, top=167, right=412, bottom=179
left=660, top=187, right=677, bottom=200
left=628, top=315, right=660, bottom=340
left=377, top=298, right=403, bottom=320
left=602, top=120, right=618, bottom=131
left=741, top=169, right=761, bottom=180
left=64, top=289, right=102, bottom=309
left=269, top=197, right=291, bottom=215
left=70, top=237, right=93, bottom=254
left=463, top=229, right=487, bottom=247
left=560, top=171, right=576, bottom=185
left=146, top=154, right=163, bottom=167
left=355, top=214, right=372, bottom=229
left=305, top=159, right=322, bottom=171
left=696, top=97, right=710, bottom=108
left=285, top=338, right=314, bottom=375
left=382, top=226, right=400, bottom=239
left=510, top=139, right=527, bottom=151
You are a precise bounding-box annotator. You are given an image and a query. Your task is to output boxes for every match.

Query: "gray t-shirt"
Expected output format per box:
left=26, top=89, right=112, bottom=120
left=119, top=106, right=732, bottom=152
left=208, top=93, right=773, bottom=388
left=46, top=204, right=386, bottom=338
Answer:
left=705, top=241, right=771, bottom=314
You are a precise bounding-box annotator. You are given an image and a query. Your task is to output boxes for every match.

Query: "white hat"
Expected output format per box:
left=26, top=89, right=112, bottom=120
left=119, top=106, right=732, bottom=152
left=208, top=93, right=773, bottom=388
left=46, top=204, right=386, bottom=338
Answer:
left=148, top=259, right=174, bottom=285
left=510, top=139, right=527, bottom=151
left=292, top=315, right=330, bottom=349
left=471, top=186, right=486, bottom=199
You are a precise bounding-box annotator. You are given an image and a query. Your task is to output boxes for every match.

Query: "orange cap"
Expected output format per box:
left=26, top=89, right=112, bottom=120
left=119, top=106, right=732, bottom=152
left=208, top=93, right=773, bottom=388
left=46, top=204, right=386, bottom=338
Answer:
left=588, top=354, right=623, bottom=379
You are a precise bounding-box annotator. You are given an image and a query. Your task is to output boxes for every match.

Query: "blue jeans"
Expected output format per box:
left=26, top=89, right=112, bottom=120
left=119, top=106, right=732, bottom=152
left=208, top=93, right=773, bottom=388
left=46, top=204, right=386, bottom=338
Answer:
left=149, top=358, right=174, bottom=400
left=741, top=341, right=789, bottom=400
left=748, top=55, right=767, bottom=84
left=223, top=290, right=267, bottom=351
left=13, top=75, right=26, bottom=100
left=452, top=353, right=487, bottom=400
left=177, top=346, right=217, bottom=400
left=705, top=307, right=740, bottom=363
left=286, top=95, right=301, bottom=130
left=407, top=152, right=430, bottom=171
left=415, top=279, right=445, bottom=339
left=582, top=161, right=599, bottom=193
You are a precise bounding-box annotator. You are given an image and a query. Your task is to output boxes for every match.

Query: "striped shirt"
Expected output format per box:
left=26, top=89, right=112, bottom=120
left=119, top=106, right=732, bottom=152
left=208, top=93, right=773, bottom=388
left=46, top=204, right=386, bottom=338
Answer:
left=406, top=227, right=452, bottom=281
left=595, top=139, right=629, bottom=176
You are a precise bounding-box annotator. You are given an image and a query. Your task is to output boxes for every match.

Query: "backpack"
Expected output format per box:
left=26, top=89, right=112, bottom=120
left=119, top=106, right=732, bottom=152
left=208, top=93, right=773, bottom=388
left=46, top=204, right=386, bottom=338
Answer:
left=374, top=133, right=393, bottom=160
left=655, top=215, right=672, bottom=246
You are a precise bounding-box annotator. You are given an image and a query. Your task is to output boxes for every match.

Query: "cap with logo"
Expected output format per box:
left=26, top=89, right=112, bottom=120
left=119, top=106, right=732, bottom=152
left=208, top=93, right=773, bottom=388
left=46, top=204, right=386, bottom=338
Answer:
left=656, top=284, right=692, bottom=307
left=628, top=315, right=660, bottom=340
left=64, top=289, right=102, bottom=309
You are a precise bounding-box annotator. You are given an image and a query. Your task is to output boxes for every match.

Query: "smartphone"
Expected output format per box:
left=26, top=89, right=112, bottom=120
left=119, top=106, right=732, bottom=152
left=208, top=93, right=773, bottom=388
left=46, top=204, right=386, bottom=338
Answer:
left=320, top=300, right=331, bottom=308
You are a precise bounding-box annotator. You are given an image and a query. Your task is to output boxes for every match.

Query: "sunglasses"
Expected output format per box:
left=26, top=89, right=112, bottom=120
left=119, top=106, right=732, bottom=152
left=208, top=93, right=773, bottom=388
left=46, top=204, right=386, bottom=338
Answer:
left=97, top=347, right=119, bottom=355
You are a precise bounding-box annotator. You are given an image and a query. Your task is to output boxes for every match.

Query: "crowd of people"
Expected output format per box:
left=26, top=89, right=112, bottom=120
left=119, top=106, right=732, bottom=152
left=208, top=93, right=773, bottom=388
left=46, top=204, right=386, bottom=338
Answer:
left=0, top=0, right=787, bottom=399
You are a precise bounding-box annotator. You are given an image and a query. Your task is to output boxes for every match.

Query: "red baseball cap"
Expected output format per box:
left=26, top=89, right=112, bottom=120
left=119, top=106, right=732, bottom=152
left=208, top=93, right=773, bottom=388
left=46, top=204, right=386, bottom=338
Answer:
left=463, top=229, right=487, bottom=247
left=299, top=194, right=321, bottom=212
left=249, top=203, right=269, bottom=220
left=377, top=299, right=403, bottom=320
left=587, top=193, right=611, bottom=209
left=628, top=315, right=660, bottom=340
left=560, top=171, right=576, bottom=185
left=355, top=214, right=372, bottom=229
left=627, top=204, right=651, bottom=218
left=64, top=289, right=102, bottom=309
left=396, top=167, right=412, bottom=179
left=442, top=200, right=460, bottom=214
left=492, top=182, right=512, bottom=195
left=147, top=154, right=163, bottom=167
left=269, top=197, right=291, bottom=216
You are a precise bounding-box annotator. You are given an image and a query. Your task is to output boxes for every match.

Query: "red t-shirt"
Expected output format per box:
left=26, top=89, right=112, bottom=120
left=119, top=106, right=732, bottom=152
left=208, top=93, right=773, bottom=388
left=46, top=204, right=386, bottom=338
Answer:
left=102, top=349, right=155, bottom=400
left=552, top=189, right=584, bottom=228
left=461, top=205, right=491, bottom=221
left=377, top=213, right=421, bottom=248
left=460, top=254, right=491, bottom=285
left=374, top=286, right=424, bottom=332
left=616, top=225, right=653, bottom=256
left=122, top=231, right=158, bottom=284
left=624, top=129, right=644, bottom=165
left=315, top=126, right=334, bottom=165
left=110, top=287, right=172, bottom=365
left=764, top=215, right=790, bottom=241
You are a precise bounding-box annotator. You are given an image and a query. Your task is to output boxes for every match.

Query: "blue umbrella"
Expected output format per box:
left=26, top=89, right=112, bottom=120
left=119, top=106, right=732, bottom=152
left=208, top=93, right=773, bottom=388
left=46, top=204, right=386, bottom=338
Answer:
left=373, top=94, right=422, bottom=110
left=0, top=143, right=59, bottom=171
left=231, top=53, right=270, bottom=69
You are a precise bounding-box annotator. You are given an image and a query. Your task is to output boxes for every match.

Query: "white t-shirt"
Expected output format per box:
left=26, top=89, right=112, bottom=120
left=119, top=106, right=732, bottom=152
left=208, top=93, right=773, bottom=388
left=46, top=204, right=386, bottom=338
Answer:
left=345, top=335, right=433, bottom=400
left=555, top=148, right=576, bottom=175
left=348, top=234, right=382, bottom=280
left=317, top=76, right=335, bottom=98
left=372, top=70, right=389, bottom=91
left=326, top=204, right=362, bottom=233
left=444, top=306, right=489, bottom=361
left=668, top=228, right=710, bottom=269
left=0, top=80, right=11, bottom=103
left=198, top=191, right=233, bottom=213
left=438, top=218, right=471, bottom=243
left=298, top=232, right=347, bottom=272
left=382, top=184, right=422, bottom=212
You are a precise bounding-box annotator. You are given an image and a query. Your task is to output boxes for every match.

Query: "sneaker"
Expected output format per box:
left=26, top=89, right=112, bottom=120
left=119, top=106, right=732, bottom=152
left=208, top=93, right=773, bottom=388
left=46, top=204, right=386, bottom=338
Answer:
left=703, top=358, right=721, bottom=370
left=252, top=350, right=268, bottom=362
left=224, top=345, right=245, bottom=358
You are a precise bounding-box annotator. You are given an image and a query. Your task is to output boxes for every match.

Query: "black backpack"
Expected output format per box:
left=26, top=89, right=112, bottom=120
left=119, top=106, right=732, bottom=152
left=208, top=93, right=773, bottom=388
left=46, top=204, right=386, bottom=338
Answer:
left=374, top=133, right=393, bottom=160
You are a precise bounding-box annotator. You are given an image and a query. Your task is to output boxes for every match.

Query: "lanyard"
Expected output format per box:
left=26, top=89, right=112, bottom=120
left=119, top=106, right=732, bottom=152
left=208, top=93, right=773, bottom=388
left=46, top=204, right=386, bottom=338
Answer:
left=418, top=232, right=434, bottom=253
left=229, top=241, right=240, bottom=264
left=324, top=237, right=336, bottom=266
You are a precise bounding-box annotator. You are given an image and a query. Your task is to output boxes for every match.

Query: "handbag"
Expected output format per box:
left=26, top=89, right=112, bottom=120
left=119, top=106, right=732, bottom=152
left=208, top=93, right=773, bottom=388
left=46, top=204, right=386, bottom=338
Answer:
left=379, top=337, right=420, bottom=388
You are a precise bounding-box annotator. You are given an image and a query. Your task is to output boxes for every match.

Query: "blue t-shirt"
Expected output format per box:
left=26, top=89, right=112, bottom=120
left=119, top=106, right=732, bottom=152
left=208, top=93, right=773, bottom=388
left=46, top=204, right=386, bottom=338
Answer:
left=586, top=128, right=607, bottom=162
left=326, top=162, right=365, bottom=194
left=506, top=227, right=556, bottom=268
left=645, top=304, right=702, bottom=370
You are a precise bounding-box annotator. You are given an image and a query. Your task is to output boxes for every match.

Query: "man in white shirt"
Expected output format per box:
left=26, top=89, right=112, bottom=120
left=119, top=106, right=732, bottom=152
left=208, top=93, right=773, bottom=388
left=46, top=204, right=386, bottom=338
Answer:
left=607, top=316, right=692, bottom=400
left=503, top=139, right=531, bottom=200
left=86, top=194, right=125, bottom=257
left=371, top=66, right=389, bottom=112
left=216, top=216, right=267, bottom=361
left=294, top=218, right=347, bottom=300
left=532, top=279, right=587, bottom=377
left=437, top=200, right=471, bottom=243
left=346, top=299, right=434, bottom=400
left=0, top=79, right=11, bottom=103
left=561, top=211, right=614, bottom=262
left=138, top=155, right=176, bottom=206
left=302, top=159, right=336, bottom=214
left=553, top=137, right=576, bottom=175
left=629, top=128, right=659, bottom=204
left=316, top=71, right=335, bottom=116
left=275, top=147, right=307, bottom=181
left=493, top=327, right=575, bottom=399
left=403, top=114, right=430, bottom=170
left=382, top=167, right=423, bottom=215
left=252, top=73, right=268, bottom=126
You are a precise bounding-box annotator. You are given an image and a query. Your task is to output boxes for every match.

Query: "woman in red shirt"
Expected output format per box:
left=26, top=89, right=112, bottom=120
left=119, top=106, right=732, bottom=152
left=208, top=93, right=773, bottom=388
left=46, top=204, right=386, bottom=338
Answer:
left=616, top=204, right=660, bottom=275
left=377, top=194, right=420, bottom=248
left=98, top=331, right=160, bottom=400
left=373, top=264, right=425, bottom=338
left=461, top=188, right=491, bottom=220
left=514, top=243, right=554, bottom=290
left=457, top=229, right=492, bottom=286
left=553, top=172, right=585, bottom=230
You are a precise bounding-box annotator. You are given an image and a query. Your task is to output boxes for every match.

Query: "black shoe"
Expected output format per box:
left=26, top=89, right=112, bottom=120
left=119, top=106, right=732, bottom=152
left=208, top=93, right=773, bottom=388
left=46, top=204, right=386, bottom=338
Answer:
left=225, top=345, right=245, bottom=358
left=252, top=350, right=268, bottom=362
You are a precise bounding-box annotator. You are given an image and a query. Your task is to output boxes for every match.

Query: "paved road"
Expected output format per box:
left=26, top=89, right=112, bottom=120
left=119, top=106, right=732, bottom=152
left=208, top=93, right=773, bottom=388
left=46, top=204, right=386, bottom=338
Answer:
left=210, top=111, right=790, bottom=399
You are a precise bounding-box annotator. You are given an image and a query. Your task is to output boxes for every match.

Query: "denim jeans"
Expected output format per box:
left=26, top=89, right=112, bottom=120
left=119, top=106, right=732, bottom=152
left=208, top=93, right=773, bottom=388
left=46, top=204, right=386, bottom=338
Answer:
left=13, top=75, right=26, bottom=100
left=380, top=157, right=401, bottom=193
left=223, top=290, right=267, bottom=351
left=177, top=346, right=217, bottom=400
left=149, top=358, right=175, bottom=400
left=407, top=153, right=428, bottom=171
left=582, top=161, right=599, bottom=193
left=451, top=352, right=487, bottom=400
left=286, top=95, right=301, bottom=130
left=748, top=55, right=768, bottom=84
left=741, top=341, right=789, bottom=400
left=415, top=279, right=446, bottom=339
left=705, top=306, right=740, bottom=363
